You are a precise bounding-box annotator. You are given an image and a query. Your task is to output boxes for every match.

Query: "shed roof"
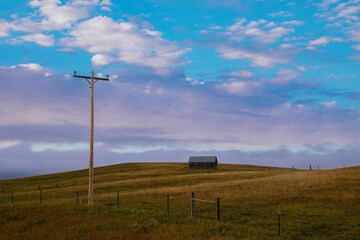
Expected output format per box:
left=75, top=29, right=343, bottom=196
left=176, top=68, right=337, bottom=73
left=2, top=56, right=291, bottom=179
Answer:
left=189, top=156, right=218, bottom=163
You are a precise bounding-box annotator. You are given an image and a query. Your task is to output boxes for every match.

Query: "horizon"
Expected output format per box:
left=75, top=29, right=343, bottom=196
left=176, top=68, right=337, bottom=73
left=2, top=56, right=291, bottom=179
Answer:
left=1, top=0, right=360, bottom=179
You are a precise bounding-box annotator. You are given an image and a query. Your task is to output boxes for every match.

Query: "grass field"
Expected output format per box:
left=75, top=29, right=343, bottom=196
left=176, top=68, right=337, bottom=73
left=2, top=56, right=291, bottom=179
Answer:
left=0, top=162, right=360, bottom=239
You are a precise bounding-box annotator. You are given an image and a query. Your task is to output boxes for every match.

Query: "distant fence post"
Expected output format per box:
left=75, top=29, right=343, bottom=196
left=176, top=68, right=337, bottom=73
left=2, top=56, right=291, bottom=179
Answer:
left=117, top=191, right=120, bottom=208
left=167, top=194, right=170, bottom=216
left=216, top=198, right=220, bottom=221
left=278, top=210, right=281, bottom=236
left=40, top=188, right=42, bottom=204
left=76, top=191, right=79, bottom=205
left=11, top=191, right=13, bottom=204
left=191, top=192, right=195, bottom=218
left=309, top=165, right=312, bottom=171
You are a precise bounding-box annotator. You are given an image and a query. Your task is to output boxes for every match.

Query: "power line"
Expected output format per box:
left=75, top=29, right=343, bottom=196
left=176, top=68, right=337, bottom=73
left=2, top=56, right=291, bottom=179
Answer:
left=0, top=95, right=61, bottom=120
left=0, top=79, right=51, bottom=103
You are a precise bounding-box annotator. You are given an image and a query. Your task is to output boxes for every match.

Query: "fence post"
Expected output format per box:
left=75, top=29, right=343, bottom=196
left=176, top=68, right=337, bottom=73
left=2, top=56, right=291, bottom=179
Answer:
left=117, top=191, right=120, bottom=208
left=167, top=194, right=170, bottom=215
left=76, top=191, right=79, bottom=205
left=191, top=192, right=195, bottom=218
left=309, top=165, right=312, bottom=171
left=40, top=188, right=42, bottom=204
left=11, top=191, right=13, bottom=204
left=278, top=210, right=281, bottom=236
left=216, top=198, right=220, bottom=221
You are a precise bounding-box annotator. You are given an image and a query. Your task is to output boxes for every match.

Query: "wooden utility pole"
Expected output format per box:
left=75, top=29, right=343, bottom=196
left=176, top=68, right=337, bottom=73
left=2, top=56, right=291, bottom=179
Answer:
left=73, top=70, right=109, bottom=206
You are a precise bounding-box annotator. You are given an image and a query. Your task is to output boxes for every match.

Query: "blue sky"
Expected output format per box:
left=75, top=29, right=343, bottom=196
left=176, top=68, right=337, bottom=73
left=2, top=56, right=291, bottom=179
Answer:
left=0, top=0, right=360, bottom=178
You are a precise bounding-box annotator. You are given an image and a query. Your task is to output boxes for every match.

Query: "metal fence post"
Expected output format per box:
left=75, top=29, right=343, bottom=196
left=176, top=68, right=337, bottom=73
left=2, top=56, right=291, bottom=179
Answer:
left=216, top=198, right=220, bottom=221
left=191, top=192, right=195, bottom=218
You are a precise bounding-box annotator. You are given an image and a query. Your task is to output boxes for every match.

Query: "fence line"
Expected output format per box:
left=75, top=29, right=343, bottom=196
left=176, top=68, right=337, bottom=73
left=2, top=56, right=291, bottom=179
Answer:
left=191, top=192, right=220, bottom=221
left=1, top=190, right=288, bottom=235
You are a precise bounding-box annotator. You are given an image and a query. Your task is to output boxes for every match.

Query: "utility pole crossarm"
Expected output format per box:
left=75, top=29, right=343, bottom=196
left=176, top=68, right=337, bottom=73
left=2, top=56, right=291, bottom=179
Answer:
left=73, top=71, right=109, bottom=82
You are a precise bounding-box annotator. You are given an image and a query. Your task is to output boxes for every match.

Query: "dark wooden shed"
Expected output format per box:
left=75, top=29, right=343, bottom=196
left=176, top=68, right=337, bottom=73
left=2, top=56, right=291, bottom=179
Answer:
left=188, top=156, right=218, bottom=170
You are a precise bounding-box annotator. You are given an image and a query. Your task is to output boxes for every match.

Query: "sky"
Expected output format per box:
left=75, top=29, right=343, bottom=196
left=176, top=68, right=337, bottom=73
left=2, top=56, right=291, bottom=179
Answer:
left=0, top=0, right=360, bottom=179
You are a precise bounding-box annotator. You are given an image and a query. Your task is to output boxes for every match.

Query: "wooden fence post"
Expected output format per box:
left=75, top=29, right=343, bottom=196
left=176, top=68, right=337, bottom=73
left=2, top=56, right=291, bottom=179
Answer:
left=11, top=191, right=13, bottom=204
left=216, top=198, right=220, bottom=221
left=191, top=192, right=195, bottom=218
left=167, top=194, right=170, bottom=215
left=40, top=188, right=42, bottom=204
left=77, top=191, right=79, bottom=205
left=278, top=210, right=281, bottom=236
left=117, top=191, right=120, bottom=208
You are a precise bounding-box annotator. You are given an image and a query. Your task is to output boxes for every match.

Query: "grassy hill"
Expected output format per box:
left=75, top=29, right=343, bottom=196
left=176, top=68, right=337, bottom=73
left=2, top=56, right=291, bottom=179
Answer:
left=0, top=163, right=360, bottom=239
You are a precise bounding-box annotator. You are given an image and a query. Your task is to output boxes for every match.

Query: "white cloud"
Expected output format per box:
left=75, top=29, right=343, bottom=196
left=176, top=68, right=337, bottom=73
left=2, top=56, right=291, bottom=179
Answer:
left=269, top=11, right=294, bottom=17
left=218, top=47, right=289, bottom=68
left=0, top=0, right=101, bottom=37
left=318, top=0, right=340, bottom=9
left=349, top=28, right=360, bottom=51
left=0, top=19, right=11, bottom=37
left=321, top=101, right=337, bottom=108
left=91, top=54, right=115, bottom=66
left=217, top=81, right=262, bottom=96
left=100, top=0, right=112, bottom=5
left=266, top=26, right=294, bottom=44
left=185, top=77, right=204, bottom=85
left=110, top=145, right=166, bottom=154
left=316, top=1, right=359, bottom=24
left=333, top=5, right=360, bottom=21
left=30, top=142, right=102, bottom=152
left=101, top=6, right=111, bottom=11
left=271, top=69, right=300, bottom=85
left=20, top=33, right=54, bottom=47
left=307, top=36, right=343, bottom=50
left=226, top=70, right=254, bottom=79
left=28, top=0, right=91, bottom=30
left=226, top=18, right=294, bottom=44
left=71, top=0, right=100, bottom=7
left=61, top=16, right=189, bottom=68
left=0, top=140, right=22, bottom=150
left=282, top=20, right=303, bottom=26
left=353, top=44, right=360, bottom=51
left=10, top=63, right=46, bottom=72
left=264, top=22, right=276, bottom=28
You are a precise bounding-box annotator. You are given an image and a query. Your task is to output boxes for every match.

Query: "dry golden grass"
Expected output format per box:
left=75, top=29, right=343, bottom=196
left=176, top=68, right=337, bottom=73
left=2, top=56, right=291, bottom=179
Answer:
left=1, top=163, right=360, bottom=239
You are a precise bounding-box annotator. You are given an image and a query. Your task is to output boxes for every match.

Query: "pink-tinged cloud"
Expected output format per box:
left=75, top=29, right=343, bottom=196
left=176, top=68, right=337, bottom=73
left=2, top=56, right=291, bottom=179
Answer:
left=60, top=16, right=190, bottom=68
